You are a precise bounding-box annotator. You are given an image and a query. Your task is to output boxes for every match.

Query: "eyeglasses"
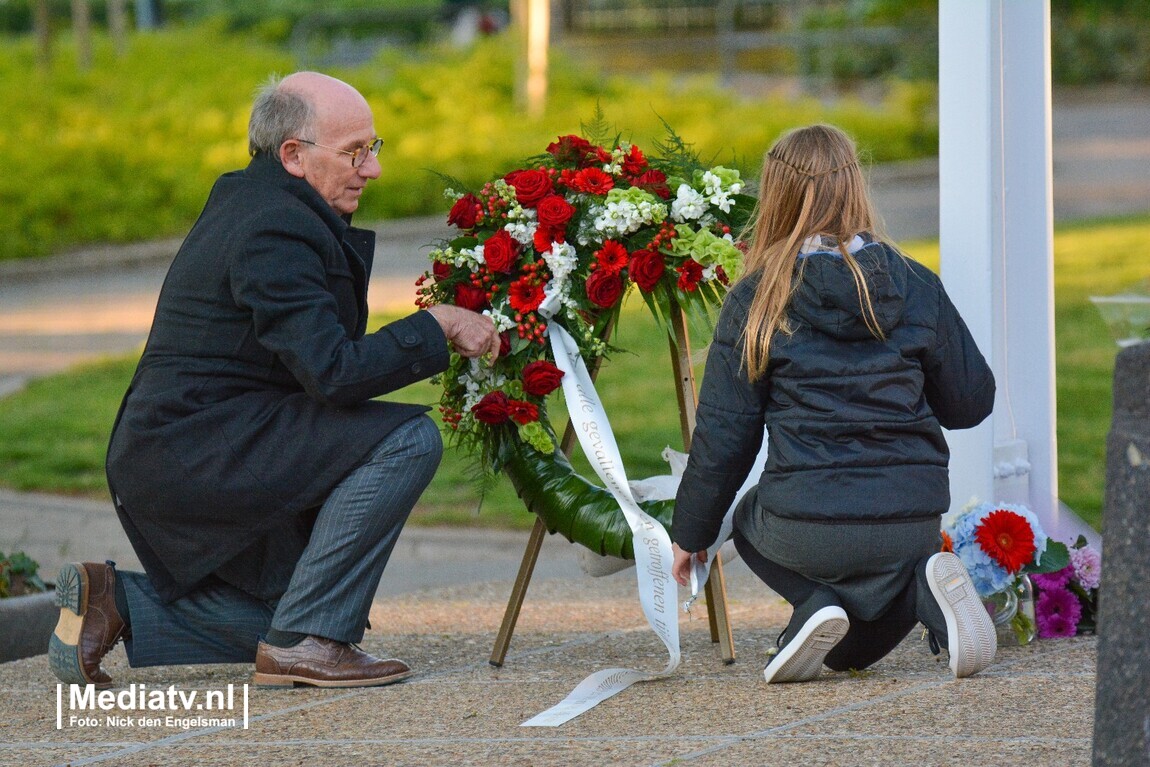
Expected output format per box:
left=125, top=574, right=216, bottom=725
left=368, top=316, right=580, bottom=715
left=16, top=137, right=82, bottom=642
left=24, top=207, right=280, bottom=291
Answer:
left=296, top=137, right=383, bottom=168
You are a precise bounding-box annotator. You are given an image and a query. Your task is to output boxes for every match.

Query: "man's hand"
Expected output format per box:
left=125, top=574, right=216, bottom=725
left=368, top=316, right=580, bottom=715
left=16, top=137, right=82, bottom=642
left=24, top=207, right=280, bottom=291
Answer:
left=425, top=305, right=501, bottom=360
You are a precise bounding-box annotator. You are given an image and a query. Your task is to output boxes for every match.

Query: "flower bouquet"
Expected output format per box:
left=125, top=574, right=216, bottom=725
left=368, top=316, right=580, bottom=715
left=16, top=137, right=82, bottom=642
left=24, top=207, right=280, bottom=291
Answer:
left=941, top=501, right=1070, bottom=644
left=1030, top=536, right=1101, bottom=637
left=415, top=120, right=756, bottom=558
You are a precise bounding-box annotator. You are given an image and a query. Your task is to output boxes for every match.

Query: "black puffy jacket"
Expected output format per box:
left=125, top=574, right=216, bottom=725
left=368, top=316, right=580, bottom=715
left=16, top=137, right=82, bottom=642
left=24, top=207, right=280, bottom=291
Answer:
left=672, top=241, right=995, bottom=552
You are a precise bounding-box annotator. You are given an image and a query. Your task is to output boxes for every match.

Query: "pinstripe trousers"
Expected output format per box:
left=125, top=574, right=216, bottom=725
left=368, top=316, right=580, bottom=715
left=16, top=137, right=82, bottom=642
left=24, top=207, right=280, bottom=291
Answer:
left=120, top=415, right=442, bottom=667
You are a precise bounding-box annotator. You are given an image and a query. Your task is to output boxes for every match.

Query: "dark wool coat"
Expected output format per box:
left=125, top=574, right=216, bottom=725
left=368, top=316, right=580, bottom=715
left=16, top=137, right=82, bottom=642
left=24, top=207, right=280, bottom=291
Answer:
left=106, top=154, right=450, bottom=602
left=673, top=242, right=995, bottom=553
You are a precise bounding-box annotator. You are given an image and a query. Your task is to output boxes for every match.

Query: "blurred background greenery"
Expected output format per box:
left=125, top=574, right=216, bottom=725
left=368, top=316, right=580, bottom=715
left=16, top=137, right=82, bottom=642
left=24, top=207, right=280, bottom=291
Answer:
left=1, top=0, right=1146, bottom=532
left=3, top=0, right=1148, bottom=263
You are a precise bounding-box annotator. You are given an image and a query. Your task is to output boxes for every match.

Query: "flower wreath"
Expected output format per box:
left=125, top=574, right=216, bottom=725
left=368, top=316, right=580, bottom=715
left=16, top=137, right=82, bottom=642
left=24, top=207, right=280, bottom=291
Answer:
left=417, top=124, right=756, bottom=558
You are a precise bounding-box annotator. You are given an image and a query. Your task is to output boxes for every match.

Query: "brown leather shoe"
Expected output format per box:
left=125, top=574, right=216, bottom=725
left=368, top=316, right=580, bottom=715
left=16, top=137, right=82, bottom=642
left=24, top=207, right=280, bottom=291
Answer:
left=252, top=636, right=412, bottom=688
left=48, top=562, right=127, bottom=689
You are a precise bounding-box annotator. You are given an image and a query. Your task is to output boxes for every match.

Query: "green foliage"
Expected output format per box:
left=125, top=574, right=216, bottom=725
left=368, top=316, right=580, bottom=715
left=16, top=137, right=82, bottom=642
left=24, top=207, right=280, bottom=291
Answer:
left=0, top=551, right=47, bottom=598
left=0, top=23, right=937, bottom=262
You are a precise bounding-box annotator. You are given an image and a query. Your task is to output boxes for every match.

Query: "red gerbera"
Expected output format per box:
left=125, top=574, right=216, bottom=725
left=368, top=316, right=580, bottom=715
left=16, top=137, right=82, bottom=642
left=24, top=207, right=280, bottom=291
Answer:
left=507, top=399, right=540, bottom=425
left=974, top=509, right=1037, bottom=573
left=621, top=144, right=647, bottom=176
left=594, top=240, right=629, bottom=274
left=676, top=259, right=704, bottom=292
left=509, top=277, right=545, bottom=313
left=571, top=167, right=614, bottom=195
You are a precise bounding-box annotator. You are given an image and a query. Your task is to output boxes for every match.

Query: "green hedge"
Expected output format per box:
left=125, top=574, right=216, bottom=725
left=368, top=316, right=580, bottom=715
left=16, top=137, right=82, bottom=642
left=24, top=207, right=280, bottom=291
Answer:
left=2, top=24, right=936, bottom=262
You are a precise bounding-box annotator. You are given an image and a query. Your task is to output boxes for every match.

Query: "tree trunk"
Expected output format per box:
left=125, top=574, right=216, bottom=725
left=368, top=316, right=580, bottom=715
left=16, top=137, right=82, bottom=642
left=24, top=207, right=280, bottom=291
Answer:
left=33, top=0, right=52, bottom=70
left=72, top=0, right=92, bottom=70
left=108, top=0, right=129, bottom=56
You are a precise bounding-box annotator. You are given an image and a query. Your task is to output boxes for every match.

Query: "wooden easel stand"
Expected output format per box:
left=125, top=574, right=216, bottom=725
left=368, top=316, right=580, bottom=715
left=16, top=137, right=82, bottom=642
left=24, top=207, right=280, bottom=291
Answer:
left=489, top=307, right=735, bottom=667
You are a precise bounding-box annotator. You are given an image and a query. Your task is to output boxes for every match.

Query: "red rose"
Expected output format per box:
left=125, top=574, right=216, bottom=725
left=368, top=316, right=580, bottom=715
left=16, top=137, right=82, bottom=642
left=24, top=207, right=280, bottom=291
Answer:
left=447, top=193, right=482, bottom=230
left=585, top=268, right=624, bottom=308
left=432, top=261, right=453, bottom=281
left=522, top=360, right=564, bottom=396
left=536, top=194, right=576, bottom=230
left=509, top=277, right=545, bottom=313
left=454, top=283, right=489, bottom=311
left=504, top=168, right=553, bottom=208
left=472, top=391, right=510, bottom=425
left=676, top=259, right=704, bottom=292
left=594, top=240, right=629, bottom=274
left=629, top=249, right=666, bottom=292
left=499, top=331, right=511, bottom=357
left=546, top=134, right=596, bottom=166
left=571, top=167, right=614, bottom=195
left=482, top=229, right=519, bottom=273
left=508, top=399, right=540, bottom=425
left=630, top=169, right=671, bottom=200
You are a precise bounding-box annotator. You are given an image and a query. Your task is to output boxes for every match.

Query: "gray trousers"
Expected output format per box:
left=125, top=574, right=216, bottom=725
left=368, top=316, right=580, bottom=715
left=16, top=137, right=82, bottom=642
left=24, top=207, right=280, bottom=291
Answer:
left=733, top=489, right=946, bottom=671
left=120, top=415, right=442, bottom=667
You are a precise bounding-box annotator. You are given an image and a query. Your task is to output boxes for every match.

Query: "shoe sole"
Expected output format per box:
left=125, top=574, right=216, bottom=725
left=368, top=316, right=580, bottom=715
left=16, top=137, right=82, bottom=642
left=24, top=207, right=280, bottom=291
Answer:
left=763, top=606, right=850, bottom=684
left=251, top=669, right=414, bottom=689
left=926, top=553, right=997, bottom=678
left=48, top=563, right=102, bottom=687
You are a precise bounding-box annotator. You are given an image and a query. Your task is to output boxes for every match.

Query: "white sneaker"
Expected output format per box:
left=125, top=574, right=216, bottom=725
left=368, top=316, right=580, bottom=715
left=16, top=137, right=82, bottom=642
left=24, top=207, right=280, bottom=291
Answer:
left=763, top=605, right=850, bottom=684
left=925, top=552, right=996, bottom=678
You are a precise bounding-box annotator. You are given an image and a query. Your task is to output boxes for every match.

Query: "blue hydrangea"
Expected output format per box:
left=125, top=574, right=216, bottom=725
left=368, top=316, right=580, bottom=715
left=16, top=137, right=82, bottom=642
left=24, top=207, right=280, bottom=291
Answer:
left=943, top=502, right=1049, bottom=598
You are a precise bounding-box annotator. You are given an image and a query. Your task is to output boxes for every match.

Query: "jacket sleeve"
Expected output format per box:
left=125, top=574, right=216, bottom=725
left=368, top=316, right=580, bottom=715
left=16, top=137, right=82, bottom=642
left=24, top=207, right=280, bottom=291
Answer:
left=672, top=290, right=766, bottom=552
left=230, top=212, right=450, bottom=406
left=921, top=280, right=996, bottom=430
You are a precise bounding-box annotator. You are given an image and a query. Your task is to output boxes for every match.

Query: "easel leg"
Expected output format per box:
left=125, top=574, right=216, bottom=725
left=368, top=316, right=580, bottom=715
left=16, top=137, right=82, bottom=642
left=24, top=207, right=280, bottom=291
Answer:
left=705, top=553, right=736, bottom=664
left=489, top=515, right=547, bottom=667
left=668, top=306, right=736, bottom=664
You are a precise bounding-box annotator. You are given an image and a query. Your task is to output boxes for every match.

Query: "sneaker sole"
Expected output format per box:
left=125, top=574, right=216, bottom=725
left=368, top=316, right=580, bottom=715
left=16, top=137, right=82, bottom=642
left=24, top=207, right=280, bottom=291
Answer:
left=251, top=669, right=413, bottom=688
left=763, top=606, right=850, bottom=684
left=926, top=553, right=996, bottom=678
left=48, top=563, right=97, bottom=686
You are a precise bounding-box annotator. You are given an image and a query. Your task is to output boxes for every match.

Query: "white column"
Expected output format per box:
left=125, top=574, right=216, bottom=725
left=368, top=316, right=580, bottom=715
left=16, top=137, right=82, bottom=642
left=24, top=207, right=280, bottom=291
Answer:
left=938, top=0, right=1091, bottom=543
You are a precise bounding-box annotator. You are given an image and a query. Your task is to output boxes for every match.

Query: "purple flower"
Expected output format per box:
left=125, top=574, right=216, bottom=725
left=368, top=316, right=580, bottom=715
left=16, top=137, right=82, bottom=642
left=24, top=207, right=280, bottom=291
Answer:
left=1031, top=565, right=1073, bottom=590
left=1036, top=587, right=1083, bottom=638
left=1069, top=545, right=1102, bottom=591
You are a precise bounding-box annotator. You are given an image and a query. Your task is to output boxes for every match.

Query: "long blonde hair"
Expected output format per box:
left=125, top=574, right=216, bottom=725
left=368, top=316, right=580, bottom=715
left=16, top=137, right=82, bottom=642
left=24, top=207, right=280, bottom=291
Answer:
left=740, top=124, right=889, bottom=382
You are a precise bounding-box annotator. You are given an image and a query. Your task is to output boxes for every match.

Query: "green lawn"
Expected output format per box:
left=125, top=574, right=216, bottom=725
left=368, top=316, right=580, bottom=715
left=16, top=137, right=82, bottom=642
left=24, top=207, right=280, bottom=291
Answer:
left=1, top=215, right=1145, bottom=532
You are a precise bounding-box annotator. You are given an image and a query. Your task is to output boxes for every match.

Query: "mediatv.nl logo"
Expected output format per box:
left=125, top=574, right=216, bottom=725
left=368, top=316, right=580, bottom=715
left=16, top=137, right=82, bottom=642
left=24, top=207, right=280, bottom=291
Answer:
left=56, top=684, right=249, bottom=730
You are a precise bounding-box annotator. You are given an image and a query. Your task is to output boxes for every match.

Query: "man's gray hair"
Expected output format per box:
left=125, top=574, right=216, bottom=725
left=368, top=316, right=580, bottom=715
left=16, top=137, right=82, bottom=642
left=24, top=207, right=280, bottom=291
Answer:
left=248, top=74, right=314, bottom=157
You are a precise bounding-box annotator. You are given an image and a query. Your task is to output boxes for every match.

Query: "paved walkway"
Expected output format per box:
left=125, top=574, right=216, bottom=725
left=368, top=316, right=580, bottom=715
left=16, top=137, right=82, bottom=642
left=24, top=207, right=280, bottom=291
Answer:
left=1, top=568, right=1097, bottom=767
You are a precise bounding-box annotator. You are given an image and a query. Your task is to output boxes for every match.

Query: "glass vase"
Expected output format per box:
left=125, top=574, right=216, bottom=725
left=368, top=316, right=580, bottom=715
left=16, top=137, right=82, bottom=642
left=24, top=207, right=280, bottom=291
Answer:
left=983, top=575, right=1036, bottom=646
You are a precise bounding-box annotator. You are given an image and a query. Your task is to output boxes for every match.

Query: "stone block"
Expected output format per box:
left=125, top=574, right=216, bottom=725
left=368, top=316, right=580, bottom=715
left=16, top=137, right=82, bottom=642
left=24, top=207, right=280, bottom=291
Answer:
left=1094, top=341, right=1150, bottom=766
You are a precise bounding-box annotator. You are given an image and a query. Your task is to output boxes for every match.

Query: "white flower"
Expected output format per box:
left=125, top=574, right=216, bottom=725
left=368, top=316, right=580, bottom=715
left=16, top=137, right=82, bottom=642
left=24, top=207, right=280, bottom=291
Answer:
left=670, top=184, right=707, bottom=222
left=459, top=361, right=507, bottom=410
left=701, top=171, right=741, bottom=213
left=541, top=241, right=580, bottom=310
left=484, top=308, right=516, bottom=334
left=504, top=206, right=537, bottom=246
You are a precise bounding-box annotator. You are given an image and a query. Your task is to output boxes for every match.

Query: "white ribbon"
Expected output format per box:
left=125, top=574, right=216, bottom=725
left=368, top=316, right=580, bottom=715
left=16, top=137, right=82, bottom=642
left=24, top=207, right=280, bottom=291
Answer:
left=520, top=322, right=680, bottom=727
left=519, top=310, right=769, bottom=727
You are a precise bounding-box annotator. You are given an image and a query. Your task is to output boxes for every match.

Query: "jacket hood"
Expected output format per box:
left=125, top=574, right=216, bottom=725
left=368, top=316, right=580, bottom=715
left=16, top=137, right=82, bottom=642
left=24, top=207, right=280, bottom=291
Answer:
left=789, top=241, right=908, bottom=341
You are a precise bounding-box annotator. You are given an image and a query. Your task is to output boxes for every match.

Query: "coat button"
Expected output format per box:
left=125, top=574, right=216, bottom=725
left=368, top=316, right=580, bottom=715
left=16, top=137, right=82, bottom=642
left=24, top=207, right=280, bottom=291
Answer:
left=411, top=363, right=422, bottom=374
left=403, top=334, right=418, bottom=345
